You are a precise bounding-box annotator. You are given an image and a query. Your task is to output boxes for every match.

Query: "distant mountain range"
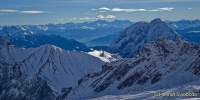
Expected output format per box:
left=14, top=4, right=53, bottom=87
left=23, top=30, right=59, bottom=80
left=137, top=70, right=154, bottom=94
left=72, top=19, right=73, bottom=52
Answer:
left=167, top=19, right=200, bottom=30
left=168, top=19, right=200, bottom=44
left=1, top=20, right=132, bottom=42
left=1, top=19, right=200, bottom=51
left=0, top=20, right=133, bottom=50
left=176, top=26, right=200, bottom=44
left=0, top=26, right=89, bottom=51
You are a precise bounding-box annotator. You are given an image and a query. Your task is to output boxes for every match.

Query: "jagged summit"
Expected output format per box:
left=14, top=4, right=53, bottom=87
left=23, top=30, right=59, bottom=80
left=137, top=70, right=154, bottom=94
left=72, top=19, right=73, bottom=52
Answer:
left=150, top=18, right=163, bottom=24
left=111, top=18, right=179, bottom=58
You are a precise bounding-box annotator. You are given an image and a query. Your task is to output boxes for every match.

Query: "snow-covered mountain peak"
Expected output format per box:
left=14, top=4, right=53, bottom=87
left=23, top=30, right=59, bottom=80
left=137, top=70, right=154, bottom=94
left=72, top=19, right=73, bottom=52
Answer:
left=0, top=44, right=104, bottom=95
left=40, top=44, right=63, bottom=52
left=111, top=18, right=179, bottom=58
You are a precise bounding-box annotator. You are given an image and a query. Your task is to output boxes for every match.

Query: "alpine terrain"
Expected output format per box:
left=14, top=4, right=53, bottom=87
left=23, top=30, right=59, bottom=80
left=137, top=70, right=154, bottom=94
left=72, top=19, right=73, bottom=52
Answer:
left=65, top=19, right=200, bottom=100
left=0, top=19, right=200, bottom=100
left=0, top=37, right=104, bottom=100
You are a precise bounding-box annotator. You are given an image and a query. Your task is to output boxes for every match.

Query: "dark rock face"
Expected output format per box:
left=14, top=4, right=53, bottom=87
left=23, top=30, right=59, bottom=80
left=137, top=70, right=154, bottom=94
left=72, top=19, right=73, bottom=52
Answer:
left=0, top=36, right=11, bottom=47
left=0, top=62, right=56, bottom=100
left=151, top=73, right=162, bottom=84
left=190, top=56, right=200, bottom=75
left=118, top=71, right=144, bottom=89
left=91, top=57, right=146, bottom=92
left=98, top=39, right=200, bottom=91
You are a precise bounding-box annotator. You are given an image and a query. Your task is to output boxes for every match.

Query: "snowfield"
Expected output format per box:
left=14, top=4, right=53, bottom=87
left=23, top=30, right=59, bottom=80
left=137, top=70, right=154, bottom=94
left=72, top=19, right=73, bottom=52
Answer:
left=88, top=50, right=120, bottom=62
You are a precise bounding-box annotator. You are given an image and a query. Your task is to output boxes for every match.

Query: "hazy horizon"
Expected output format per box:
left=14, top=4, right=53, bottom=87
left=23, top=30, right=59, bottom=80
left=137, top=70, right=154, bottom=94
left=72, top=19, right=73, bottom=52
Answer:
left=0, top=0, right=200, bottom=25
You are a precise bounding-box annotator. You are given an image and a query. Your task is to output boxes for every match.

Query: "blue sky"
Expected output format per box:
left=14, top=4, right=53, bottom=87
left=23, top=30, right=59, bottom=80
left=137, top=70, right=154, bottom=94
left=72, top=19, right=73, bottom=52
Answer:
left=0, top=0, right=200, bottom=25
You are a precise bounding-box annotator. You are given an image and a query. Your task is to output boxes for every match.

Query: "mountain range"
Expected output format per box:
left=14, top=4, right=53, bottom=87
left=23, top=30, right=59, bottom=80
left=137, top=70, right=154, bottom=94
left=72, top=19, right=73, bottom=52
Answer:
left=176, top=26, right=200, bottom=44
left=0, top=18, right=200, bottom=100
left=67, top=38, right=200, bottom=100
left=168, top=19, right=200, bottom=30
left=0, top=26, right=90, bottom=51
left=1, top=19, right=200, bottom=51
left=0, top=20, right=133, bottom=51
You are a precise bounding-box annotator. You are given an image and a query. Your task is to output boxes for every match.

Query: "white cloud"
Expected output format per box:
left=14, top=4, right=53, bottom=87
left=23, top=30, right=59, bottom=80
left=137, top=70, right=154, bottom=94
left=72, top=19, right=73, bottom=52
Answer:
left=0, top=9, right=46, bottom=14
left=112, top=8, right=147, bottom=12
left=158, top=7, right=174, bottom=11
left=99, top=7, right=111, bottom=11
left=187, top=8, right=192, bottom=10
left=20, top=11, right=45, bottom=14
left=0, top=9, right=19, bottom=13
left=95, top=7, right=175, bottom=12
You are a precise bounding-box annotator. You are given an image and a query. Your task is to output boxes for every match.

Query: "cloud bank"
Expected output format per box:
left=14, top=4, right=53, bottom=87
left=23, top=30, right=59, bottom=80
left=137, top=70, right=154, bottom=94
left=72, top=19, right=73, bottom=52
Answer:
left=0, top=9, right=19, bottom=13
left=20, top=11, right=45, bottom=14
left=0, top=9, right=46, bottom=14
left=94, top=7, right=175, bottom=12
